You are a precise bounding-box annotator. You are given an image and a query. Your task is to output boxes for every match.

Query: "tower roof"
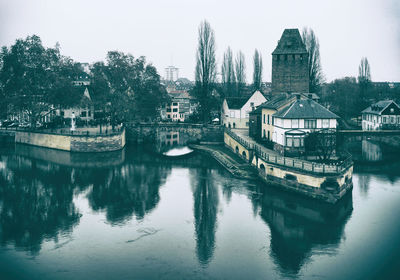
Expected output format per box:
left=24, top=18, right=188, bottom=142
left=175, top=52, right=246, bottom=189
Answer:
left=272, top=29, right=308, bottom=55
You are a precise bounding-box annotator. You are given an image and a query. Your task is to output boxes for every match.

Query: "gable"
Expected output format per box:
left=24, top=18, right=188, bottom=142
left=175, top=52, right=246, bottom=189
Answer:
left=381, top=102, right=400, bottom=115
left=242, top=91, right=267, bottom=110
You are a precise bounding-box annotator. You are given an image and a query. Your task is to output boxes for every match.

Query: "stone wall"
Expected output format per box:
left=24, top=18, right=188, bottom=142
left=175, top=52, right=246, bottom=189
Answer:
left=271, top=54, right=309, bottom=93
left=125, top=123, right=224, bottom=143
left=15, top=129, right=125, bottom=152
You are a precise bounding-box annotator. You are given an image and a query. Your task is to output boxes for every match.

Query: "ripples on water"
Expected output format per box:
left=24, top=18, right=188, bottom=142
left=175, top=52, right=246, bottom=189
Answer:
left=0, top=142, right=399, bottom=280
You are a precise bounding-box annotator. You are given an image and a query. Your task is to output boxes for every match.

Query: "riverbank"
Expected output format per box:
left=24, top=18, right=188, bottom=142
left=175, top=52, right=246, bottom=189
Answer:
left=191, top=129, right=354, bottom=204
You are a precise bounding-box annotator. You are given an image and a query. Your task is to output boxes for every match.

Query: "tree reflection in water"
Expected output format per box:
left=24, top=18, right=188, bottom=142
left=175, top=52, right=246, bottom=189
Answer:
left=86, top=163, right=170, bottom=225
left=191, top=168, right=219, bottom=266
left=0, top=155, right=80, bottom=255
left=256, top=186, right=353, bottom=277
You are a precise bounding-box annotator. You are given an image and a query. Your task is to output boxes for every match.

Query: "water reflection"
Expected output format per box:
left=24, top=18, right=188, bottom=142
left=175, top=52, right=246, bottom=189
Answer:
left=190, top=168, right=219, bottom=265
left=87, top=164, right=170, bottom=224
left=255, top=186, right=353, bottom=276
left=0, top=153, right=80, bottom=255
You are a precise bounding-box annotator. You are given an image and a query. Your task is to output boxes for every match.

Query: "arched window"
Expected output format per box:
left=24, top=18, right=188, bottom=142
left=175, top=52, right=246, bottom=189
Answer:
left=235, top=146, right=239, bottom=154
left=242, top=151, right=247, bottom=159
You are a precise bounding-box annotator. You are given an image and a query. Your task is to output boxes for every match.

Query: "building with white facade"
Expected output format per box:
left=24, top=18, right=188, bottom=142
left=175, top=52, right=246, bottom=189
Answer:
left=361, top=100, right=400, bottom=130
left=221, top=90, right=267, bottom=129
left=272, top=98, right=338, bottom=152
left=58, top=87, right=94, bottom=123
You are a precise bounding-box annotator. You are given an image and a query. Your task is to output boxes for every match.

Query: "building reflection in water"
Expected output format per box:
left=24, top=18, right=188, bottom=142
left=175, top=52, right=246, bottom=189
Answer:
left=253, top=185, right=353, bottom=277
left=362, top=140, right=382, bottom=162
left=190, top=168, right=219, bottom=266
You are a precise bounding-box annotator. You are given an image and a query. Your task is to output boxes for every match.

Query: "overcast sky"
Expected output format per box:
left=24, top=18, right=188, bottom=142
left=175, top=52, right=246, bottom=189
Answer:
left=1, top=0, right=399, bottom=82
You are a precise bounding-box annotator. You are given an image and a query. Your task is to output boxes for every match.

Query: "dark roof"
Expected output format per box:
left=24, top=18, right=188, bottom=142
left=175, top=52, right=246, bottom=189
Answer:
left=272, top=29, right=308, bottom=55
left=259, top=93, right=295, bottom=110
left=226, top=97, right=249, bottom=109
left=274, top=99, right=338, bottom=119
left=361, top=100, right=399, bottom=115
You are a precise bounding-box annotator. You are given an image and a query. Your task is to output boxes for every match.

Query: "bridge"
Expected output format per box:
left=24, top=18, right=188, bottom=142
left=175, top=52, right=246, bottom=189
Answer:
left=338, top=130, right=400, bottom=136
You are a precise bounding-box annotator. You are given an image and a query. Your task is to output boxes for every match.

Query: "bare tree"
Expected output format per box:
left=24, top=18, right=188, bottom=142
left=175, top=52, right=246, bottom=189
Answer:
left=358, top=57, right=371, bottom=84
left=305, top=129, right=336, bottom=162
left=221, top=47, right=236, bottom=97
left=235, top=51, right=246, bottom=94
left=358, top=57, right=371, bottom=108
left=195, top=20, right=217, bottom=122
left=252, top=49, right=263, bottom=90
left=302, top=27, right=324, bottom=93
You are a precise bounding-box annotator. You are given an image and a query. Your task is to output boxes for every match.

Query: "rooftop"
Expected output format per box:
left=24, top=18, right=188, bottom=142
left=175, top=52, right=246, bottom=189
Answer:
left=272, top=29, right=308, bottom=55
left=226, top=97, right=249, bottom=109
left=361, top=100, right=400, bottom=115
left=274, top=99, right=338, bottom=119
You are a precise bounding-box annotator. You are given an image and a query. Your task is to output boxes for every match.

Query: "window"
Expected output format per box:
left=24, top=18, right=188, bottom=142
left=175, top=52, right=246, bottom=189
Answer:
left=246, top=122, right=249, bottom=127
left=267, top=115, right=270, bottom=124
left=230, top=111, right=235, bottom=118
left=81, top=111, right=87, bottom=117
left=246, top=113, right=249, bottom=118
left=291, top=119, right=299, bottom=128
left=263, top=114, right=266, bottom=124
left=383, top=117, right=387, bottom=123
left=167, top=115, right=171, bottom=119
left=390, top=108, right=394, bottom=113
left=250, top=102, right=254, bottom=107
left=286, top=136, right=293, bottom=147
left=180, top=113, right=184, bottom=118
left=286, top=136, right=304, bottom=147
left=172, top=102, right=178, bottom=106
left=305, top=119, right=316, bottom=128
left=167, top=108, right=171, bottom=112
left=88, top=111, right=91, bottom=117
left=173, top=108, right=178, bottom=112
left=263, top=129, right=266, bottom=138
left=398, top=116, right=400, bottom=124
left=322, top=119, right=329, bottom=128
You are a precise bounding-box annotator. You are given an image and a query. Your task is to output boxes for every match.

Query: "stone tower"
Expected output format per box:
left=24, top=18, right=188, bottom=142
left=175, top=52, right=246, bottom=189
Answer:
left=271, top=29, right=309, bottom=93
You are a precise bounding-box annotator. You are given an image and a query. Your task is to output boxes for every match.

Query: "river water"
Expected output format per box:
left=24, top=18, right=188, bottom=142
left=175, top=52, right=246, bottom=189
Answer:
left=0, top=140, right=400, bottom=280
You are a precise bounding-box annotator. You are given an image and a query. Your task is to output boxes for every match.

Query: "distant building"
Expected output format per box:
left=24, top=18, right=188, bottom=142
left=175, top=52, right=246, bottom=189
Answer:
left=221, top=90, right=267, bottom=129
left=163, top=90, right=198, bottom=122
left=271, top=29, right=309, bottom=93
left=165, top=66, right=179, bottom=82
left=272, top=98, right=338, bottom=153
left=361, top=100, right=400, bottom=130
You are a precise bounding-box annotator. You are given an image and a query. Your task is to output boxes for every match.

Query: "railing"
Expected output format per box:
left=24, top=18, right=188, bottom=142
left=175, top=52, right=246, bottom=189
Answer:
left=225, top=128, right=353, bottom=175
left=2, top=125, right=124, bottom=137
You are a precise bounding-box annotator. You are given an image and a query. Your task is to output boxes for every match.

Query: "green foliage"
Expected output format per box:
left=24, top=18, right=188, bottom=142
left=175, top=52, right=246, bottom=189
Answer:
left=90, top=51, right=168, bottom=123
left=0, top=35, right=86, bottom=125
left=0, top=35, right=167, bottom=124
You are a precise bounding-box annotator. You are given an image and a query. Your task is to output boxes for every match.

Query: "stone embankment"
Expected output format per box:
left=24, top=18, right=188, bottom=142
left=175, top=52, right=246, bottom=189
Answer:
left=193, top=129, right=354, bottom=204
left=13, top=126, right=125, bottom=152
left=189, top=144, right=256, bottom=179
